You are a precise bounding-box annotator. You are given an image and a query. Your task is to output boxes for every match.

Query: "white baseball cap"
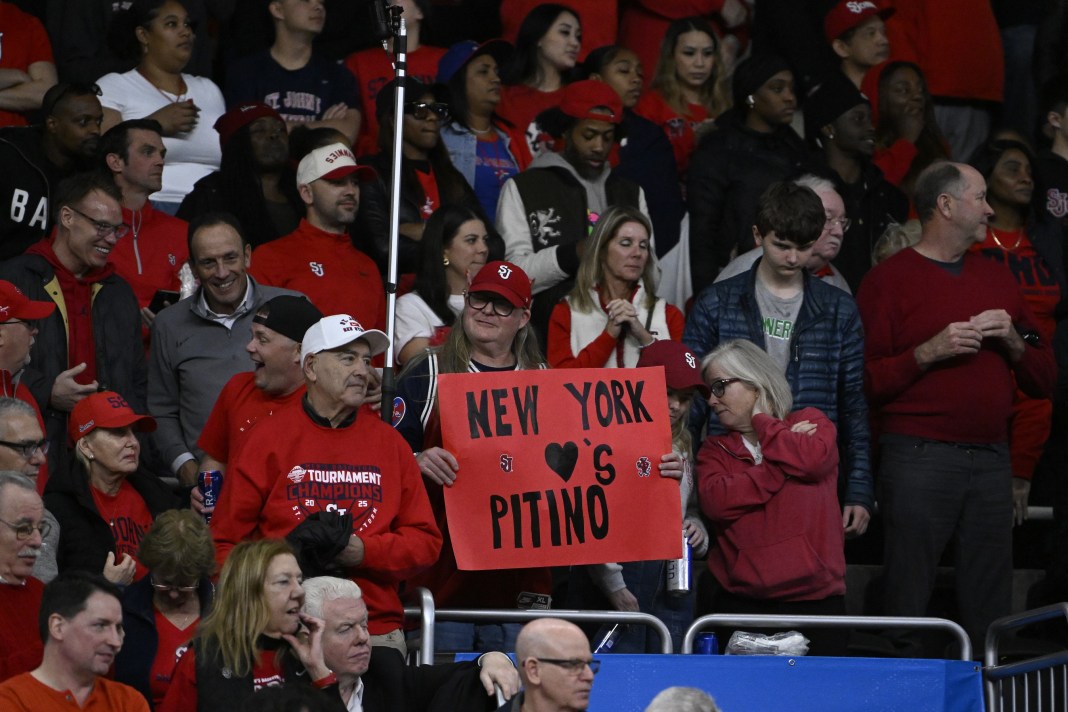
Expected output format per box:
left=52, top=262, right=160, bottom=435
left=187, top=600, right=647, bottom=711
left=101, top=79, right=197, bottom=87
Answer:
left=301, top=314, right=389, bottom=362
left=296, top=142, right=376, bottom=186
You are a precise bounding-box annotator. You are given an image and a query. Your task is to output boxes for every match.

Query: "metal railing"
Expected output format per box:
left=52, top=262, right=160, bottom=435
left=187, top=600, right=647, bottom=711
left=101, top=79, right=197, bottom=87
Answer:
left=682, top=613, right=973, bottom=660
left=403, top=589, right=674, bottom=663
left=984, top=603, right=1068, bottom=712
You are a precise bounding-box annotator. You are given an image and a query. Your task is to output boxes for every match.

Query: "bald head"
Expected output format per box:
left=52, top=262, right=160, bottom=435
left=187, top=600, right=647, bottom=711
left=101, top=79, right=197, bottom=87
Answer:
left=516, top=618, right=595, bottom=711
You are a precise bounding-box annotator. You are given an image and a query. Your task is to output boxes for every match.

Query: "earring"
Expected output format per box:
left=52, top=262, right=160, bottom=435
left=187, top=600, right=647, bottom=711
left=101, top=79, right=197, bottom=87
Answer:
left=746, top=95, right=755, bottom=109
left=827, top=130, right=836, bottom=140
left=443, top=255, right=450, bottom=267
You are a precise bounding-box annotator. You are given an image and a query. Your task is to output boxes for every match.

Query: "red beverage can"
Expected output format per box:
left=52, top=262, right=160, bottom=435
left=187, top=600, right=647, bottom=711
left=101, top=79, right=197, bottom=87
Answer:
left=197, top=470, right=223, bottom=522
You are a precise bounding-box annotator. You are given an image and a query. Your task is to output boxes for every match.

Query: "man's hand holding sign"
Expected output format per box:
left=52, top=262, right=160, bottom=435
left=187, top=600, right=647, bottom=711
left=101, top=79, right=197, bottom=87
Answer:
left=437, top=367, right=682, bottom=570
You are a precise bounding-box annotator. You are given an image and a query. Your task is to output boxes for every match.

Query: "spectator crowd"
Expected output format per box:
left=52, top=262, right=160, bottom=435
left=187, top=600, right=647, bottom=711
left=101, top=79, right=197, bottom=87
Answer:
left=1, top=0, right=1067, bottom=710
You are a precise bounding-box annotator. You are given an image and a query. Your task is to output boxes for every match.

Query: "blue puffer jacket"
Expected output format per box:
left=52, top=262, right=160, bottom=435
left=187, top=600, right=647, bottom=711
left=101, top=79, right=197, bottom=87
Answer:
left=683, top=260, right=873, bottom=511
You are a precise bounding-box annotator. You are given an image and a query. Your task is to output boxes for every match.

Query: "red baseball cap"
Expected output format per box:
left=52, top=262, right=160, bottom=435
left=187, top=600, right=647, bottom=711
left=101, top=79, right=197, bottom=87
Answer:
left=560, top=80, right=624, bottom=124
left=0, top=280, right=55, bottom=322
left=637, top=340, right=711, bottom=399
left=214, top=102, right=284, bottom=151
left=468, top=261, right=532, bottom=309
left=824, top=0, right=894, bottom=42
left=69, top=391, right=157, bottom=441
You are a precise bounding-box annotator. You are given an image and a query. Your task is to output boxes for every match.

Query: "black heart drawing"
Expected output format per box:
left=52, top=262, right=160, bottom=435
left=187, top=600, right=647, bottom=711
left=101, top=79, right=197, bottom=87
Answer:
left=544, top=441, right=579, bottom=482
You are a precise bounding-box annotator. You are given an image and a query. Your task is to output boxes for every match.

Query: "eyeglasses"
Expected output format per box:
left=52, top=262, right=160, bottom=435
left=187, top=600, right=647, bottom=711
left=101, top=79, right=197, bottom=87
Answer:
left=465, top=292, right=515, bottom=317
left=0, top=518, right=52, bottom=541
left=404, top=101, right=450, bottom=122
left=150, top=576, right=198, bottom=593
left=0, top=439, right=49, bottom=460
left=0, top=319, right=34, bottom=330
left=708, top=377, right=745, bottom=398
left=533, top=658, right=601, bottom=675
left=825, top=216, right=852, bottom=232
left=68, top=206, right=130, bottom=239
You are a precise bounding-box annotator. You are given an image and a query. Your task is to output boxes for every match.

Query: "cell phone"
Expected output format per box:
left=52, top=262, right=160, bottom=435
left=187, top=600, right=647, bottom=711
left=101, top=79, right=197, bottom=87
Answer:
left=148, top=289, right=180, bottom=314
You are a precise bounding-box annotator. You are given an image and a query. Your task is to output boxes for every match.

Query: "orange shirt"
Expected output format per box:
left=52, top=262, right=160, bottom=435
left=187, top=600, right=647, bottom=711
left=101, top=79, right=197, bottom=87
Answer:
left=0, top=673, right=149, bottom=711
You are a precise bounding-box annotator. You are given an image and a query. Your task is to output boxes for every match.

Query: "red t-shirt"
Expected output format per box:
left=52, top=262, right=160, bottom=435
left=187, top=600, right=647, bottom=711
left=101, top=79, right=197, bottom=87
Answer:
left=344, top=45, right=447, bottom=157
left=497, top=84, right=563, bottom=170
left=413, top=165, right=440, bottom=220
left=633, top=91, right=709, bottom=177
left=91, top=481, right=152, bottom=581
left=0, top=578, right=44, bottom=682
left=0, top=5, right=54, bottom=128
left=197, top=371, right=306, bottom=464
left=148, top=610, right=196, bottom=708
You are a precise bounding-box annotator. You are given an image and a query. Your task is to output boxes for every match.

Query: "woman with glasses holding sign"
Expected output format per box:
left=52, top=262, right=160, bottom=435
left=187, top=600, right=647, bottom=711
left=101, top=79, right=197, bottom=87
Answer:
left=115, top=510, right=215, bottom=708
left=696, top=339, right=847, bottom=654
left=44, top=391, right=182, bottom=587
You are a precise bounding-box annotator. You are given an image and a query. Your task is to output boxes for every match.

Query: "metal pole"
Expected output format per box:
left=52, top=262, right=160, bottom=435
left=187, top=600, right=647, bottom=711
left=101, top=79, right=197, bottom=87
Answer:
left=380, top=5, right=406, bottom=422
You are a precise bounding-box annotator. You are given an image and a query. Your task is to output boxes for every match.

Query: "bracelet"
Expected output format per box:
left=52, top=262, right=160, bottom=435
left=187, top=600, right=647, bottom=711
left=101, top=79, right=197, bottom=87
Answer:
left=312, top=671, right=337, bottom=689
left=637, top=337, right=658, bottom=350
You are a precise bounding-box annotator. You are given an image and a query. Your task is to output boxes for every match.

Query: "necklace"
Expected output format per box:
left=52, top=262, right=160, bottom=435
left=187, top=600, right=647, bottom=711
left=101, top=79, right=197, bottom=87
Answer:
left=91, top=484, right=122, bottom=528
left=137, top=67, right=186, bottom=104
left=989, top=226, right=1023, bottom=251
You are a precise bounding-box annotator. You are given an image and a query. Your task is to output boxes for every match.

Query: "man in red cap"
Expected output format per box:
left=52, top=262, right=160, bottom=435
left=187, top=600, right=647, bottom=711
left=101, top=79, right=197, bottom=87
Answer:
left=394, top=261, right=552, bottom=654
left=496, top=80, right=652, bottom=343
left=100, top=119, right=189, bottom=333
left=0, top=280, right=55, bottom=410
left=177, top=102, right=303, bottom=247
left=0, top=172, right=144, bottom=477
left=250, top=142, right=386, bottom=333
left=824, top=0, right=893, bottom=89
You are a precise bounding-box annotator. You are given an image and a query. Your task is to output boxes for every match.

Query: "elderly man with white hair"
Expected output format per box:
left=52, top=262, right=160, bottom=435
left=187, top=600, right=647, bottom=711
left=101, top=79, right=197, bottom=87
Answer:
left=302, top=576, right=519, bottom=711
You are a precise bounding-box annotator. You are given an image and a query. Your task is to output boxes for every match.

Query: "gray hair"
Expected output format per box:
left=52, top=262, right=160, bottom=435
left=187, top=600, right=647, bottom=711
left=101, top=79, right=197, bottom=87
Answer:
left=794, top=173, right=836, bottom=196
left=0, top=470, right=37, bottom=509
left=913, top=161, right=967, bottom=223
left=645, top=687, right=721, bottom=712
left=0, top=397, right=38, bottom=424
left=701, top=339, right=793, bottom=419
left=302, top=576, right=363, bottom=619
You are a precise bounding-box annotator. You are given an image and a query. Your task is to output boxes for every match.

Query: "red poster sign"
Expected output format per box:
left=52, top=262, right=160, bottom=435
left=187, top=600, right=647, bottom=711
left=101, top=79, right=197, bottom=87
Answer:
left=438, top=367, right=682, bottom=570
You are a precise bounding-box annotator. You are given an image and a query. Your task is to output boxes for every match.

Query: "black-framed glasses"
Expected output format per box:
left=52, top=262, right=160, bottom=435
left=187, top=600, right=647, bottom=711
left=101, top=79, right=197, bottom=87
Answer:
left=404, top=101, right=450, bottom=122
left=0, top=319, right=35, bottom=330
left=0, top=439, right=49, bottom=460
left=824, top=216, right=852, bottom=232
left=708, top=377, right=745, bottom=398
left=533, top=658, right=601, bottom=675
left=150, top=576, right=198, bottom=593
left=465, top=292, right=515, bottom=317
left=68, top=206, right=130, bottom=239
left=0, top=518, right=52, bottom=541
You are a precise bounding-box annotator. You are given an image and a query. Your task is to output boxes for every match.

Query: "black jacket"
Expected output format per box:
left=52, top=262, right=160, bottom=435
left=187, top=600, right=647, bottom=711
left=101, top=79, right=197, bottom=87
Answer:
left=114, top=575, right=215, bottom=707
left=0, top=126, right=62, bottom=259
left=687, top=110, right=815, bottom=294
left=0, top=251, right=146, bottom=475
left=360, top=647, right=500, bottom=712
left=43, top=465, right=184, bottom=577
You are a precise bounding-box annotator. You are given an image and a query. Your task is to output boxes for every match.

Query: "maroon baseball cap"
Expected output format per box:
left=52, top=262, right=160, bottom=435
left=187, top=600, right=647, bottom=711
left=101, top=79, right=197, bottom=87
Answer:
left=468, top=261, right=532, bottom=309
left=560, top=80, right=624, bottom=124
left=69, top=391, right=157, bottom=441
left=637, top=340, right=710, bottom=398
left=214, top=102, right=284, bottom=150
left=824, top=0, right=894, bottom=42
left=0, top=280, right=55, bottom=322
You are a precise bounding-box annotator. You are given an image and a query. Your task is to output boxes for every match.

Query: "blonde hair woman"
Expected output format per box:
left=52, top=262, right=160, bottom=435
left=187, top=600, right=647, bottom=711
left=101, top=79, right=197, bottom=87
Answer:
left=548, top=206, right=682, bottom=369
left=159, top=539, right=336, bottom=711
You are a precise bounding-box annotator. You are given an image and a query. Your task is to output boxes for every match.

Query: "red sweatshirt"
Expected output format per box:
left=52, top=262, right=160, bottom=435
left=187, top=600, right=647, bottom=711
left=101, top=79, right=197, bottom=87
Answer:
left=857, top=247, right=1056, bottom=443
left=0, top=578, right=44, bottom=682
left=211, top=399, right=441, bottom=635
left=250, top=220, right=385, bottom=332
left=697, top=408, right=845, bottom=601
left=110, top=203, right=187, bottom=311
